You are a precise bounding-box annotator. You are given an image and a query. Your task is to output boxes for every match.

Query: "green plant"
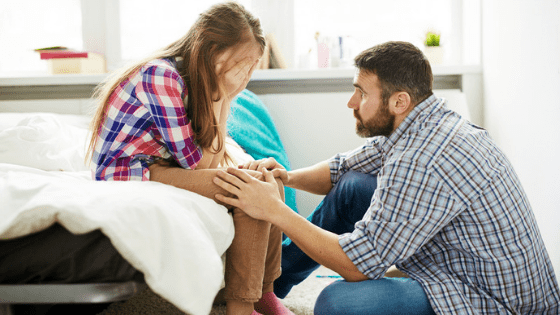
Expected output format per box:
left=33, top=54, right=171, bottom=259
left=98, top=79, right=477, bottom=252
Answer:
left=425, top=32, right=440, bottom=47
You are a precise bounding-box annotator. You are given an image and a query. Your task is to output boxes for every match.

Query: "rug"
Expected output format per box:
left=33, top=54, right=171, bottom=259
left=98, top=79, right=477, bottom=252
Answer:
left=98, top=266, right=339, bottom=315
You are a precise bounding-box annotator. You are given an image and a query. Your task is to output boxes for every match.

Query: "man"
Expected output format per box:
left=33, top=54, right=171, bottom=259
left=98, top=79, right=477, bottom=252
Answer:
left=213, top=41, right=560, bottom=314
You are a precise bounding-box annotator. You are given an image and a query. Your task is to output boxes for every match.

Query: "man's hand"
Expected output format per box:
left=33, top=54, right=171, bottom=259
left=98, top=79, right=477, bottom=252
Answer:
left=214, top=167, right=367, bottom=282
left=239, top=157, right=289, bottom=184
left=214, top=167, right=283, bottom=221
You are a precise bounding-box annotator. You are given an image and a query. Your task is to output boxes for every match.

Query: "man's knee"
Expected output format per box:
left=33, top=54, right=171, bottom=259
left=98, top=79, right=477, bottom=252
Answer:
left=328, top=171, right=377, bottom=221
left=314, top=281, right=347, bottom=315
left=334, top=171, right=377, bottom=200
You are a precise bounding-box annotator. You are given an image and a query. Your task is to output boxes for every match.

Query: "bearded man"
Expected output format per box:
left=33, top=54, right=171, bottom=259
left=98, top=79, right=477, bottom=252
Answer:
left=214, top=41, right=560, bottom=314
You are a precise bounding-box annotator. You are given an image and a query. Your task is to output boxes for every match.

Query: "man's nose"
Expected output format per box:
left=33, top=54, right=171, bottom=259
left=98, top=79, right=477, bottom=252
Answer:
left=347, top=95, right=357, bottom=109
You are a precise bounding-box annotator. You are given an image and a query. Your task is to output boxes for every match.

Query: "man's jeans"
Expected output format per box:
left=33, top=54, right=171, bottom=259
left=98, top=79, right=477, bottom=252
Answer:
left=314, top=277, right=436, bottom=315
left=274, top=170, right=436, bottom=314
left=274, top=171, right=378, bottom=298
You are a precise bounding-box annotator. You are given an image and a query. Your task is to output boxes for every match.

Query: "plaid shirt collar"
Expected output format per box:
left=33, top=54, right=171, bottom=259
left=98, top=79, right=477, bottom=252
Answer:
left=381, top=94, right=442, bottom=153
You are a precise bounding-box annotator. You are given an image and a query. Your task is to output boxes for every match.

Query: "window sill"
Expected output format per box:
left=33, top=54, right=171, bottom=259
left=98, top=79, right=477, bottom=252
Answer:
left=0, top=65, right=481, bottom=87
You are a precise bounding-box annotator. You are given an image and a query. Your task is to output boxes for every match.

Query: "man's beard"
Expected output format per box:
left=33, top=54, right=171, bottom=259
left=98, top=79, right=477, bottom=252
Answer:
left=354, top=101, right=394, bottom=138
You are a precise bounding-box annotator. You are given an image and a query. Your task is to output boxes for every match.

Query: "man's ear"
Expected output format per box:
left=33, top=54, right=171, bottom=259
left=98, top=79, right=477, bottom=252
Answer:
left=390, top=92, right=412, bottom=115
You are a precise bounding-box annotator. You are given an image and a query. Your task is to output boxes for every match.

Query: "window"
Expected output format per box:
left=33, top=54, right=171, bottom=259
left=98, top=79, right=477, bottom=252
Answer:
left=293, top=0, right=473, bottom=68
left=0, top=0, right=479, bottom=75
left=119, top=0, right=252, bottom=63
left=0, top=0, right=82, bottom=74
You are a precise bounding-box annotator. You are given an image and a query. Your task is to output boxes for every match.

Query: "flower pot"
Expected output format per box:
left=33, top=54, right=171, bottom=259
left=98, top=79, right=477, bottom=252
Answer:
left=424, top=46, right=444, bottom=65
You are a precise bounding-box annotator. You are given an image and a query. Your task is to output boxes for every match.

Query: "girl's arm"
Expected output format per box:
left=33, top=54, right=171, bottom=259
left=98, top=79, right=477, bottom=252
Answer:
left=195, top=96, right=228, bottom=170
left=149, top=163, right=262, bottom=208
left=199, top=57, right=258, bottom=169
left=209, top=96, right=231, bottom=168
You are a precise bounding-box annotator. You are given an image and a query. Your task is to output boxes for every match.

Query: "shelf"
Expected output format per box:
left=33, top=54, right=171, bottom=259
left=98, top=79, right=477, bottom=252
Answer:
left=0, top=73, right=107, bottom=87
left=252, top=65, right=480, bottom=81
left=0, top=65, right=480, bottom=87
left=0, top=65, right=481, bottom=100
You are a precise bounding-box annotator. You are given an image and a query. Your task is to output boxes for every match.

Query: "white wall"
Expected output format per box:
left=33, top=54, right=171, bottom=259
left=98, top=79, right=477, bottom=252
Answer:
left=482, top=0, right=560, bottom=281
left=259, top=92, right=364, bottom=217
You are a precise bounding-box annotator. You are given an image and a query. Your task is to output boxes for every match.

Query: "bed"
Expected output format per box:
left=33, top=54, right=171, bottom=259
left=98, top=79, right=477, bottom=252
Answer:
left=0, top=90, right=296, bottom=315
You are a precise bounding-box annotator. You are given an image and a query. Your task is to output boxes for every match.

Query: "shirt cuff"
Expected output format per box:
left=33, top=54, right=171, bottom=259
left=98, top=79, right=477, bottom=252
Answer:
left=328, top=155, right=347, bottom=185
left=338, top=231, right=386, bottom=280
left=177, top=145, right=203, bottom=170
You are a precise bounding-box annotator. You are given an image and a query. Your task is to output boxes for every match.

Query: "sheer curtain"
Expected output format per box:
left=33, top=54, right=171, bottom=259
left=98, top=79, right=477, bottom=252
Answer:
left=119, top=0, right=252, bottom=63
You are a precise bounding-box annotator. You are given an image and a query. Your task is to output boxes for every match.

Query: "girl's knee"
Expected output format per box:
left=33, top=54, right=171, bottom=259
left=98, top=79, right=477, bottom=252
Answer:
left=275, top=177, right=285, bottom=201
left=232, top=208, right=271, bottom=230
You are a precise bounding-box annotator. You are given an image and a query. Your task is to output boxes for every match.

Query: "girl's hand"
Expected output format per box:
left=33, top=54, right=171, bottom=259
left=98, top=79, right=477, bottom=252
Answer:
left=239, top=157, right=289, bottom=184
left=216, top=57, right=258, bottom=99
left=214, top=167, right=282, bottom=221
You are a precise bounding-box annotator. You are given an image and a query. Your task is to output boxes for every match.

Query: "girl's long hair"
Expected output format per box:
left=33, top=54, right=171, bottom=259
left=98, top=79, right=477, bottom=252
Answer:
left=86, top=2, right=265, bottom=165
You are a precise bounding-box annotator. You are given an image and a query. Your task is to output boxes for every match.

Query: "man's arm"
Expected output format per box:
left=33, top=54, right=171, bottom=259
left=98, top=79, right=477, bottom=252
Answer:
left=285, top=161, right=333, bottom=195
left=213, top=167, right=368, bottom=282
left=272, top=203, right=369, bottom=282
left=241, top=158, right=333, bottom=195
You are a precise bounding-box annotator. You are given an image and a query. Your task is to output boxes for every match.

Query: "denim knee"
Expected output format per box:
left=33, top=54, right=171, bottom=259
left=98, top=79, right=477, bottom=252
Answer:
left=314, top=278, right=436, bottom=315
left=314, top=281, right=347, bottom=315
left=329, top=171, right=377, bottom=223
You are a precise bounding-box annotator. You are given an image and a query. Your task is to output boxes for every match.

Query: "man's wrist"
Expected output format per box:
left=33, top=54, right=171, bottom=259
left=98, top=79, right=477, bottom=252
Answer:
left=284, top=170, right=295, bottom=187
left=268, top=200, right=297, bottom=230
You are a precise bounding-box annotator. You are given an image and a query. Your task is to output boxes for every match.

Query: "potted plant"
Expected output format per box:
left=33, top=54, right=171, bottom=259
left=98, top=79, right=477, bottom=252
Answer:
left=424, top=31, right=443, bottom=64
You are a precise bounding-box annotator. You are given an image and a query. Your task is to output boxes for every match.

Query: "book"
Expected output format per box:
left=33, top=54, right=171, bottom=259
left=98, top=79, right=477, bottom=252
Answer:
left=37, top=50, right=106, bottom=74
left=40, top=51, right=89, bottom=60
left=34, top=46, right=68, bottom=52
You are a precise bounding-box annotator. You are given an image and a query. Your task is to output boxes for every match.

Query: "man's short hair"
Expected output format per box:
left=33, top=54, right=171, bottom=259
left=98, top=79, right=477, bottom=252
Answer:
left=354, top=41, right=433, bottom=105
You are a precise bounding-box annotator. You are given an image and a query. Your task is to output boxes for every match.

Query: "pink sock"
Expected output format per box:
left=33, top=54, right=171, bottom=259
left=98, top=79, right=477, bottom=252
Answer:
left=251, top=311, right=263, bottom=315
left=254, top=292, right=295, bottom=315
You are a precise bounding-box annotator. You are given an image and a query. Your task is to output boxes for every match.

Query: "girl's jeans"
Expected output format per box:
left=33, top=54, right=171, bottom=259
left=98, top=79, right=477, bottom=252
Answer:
left=223, top=207, right=282, bottom=302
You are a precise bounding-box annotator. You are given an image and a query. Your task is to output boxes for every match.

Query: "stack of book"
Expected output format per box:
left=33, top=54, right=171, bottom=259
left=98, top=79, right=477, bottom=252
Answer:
left=36, top=47, right=106, bottom=74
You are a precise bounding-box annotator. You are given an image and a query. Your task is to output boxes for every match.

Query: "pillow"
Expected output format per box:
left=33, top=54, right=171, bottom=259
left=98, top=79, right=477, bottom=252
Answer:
left=0, top=113, right=90, bottom=172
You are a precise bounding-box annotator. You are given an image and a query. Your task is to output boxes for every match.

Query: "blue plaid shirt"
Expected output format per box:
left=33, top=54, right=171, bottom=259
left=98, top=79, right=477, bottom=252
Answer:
left=332, top=95, right=560, bottom=314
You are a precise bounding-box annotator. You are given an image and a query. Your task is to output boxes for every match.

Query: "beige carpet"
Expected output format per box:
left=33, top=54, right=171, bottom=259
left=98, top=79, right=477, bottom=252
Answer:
left=99, top=266, right=339, bottom=315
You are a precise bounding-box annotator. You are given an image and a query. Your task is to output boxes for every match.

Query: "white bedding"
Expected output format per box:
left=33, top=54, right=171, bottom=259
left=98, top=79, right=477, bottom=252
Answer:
left=0, top=112, right=249, bottom=315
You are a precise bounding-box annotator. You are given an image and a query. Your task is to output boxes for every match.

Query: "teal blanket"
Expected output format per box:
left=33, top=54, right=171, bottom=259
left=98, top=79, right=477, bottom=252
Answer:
left=227, top=90, right=297, bottom=213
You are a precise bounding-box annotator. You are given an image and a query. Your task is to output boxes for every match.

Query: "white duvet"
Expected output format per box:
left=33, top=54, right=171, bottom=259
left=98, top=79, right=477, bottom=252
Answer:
left=0, top=113, right=249, bottom=315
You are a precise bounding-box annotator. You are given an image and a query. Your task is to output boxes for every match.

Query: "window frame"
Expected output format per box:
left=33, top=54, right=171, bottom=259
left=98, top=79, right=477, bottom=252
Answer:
left=80, top=0, right=478, bottom=71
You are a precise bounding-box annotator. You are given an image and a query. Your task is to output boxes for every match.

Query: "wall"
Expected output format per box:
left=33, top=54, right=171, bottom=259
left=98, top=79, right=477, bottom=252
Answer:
left=259, top=92, right=362, bottom=216
left=482, top=0, right=560, bottom=281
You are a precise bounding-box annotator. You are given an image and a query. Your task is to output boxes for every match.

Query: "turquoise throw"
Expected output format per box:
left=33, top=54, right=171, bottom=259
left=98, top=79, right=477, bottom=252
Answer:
left=227, top=90, right=297, bottom=213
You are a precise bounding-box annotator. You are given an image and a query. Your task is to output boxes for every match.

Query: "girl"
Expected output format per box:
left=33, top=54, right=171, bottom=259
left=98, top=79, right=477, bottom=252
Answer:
left=87, top=3, right=292, bottom=315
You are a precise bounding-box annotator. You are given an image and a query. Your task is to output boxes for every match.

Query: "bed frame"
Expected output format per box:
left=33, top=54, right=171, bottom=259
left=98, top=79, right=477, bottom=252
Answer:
left=0, top=281, right=146, bottom=315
